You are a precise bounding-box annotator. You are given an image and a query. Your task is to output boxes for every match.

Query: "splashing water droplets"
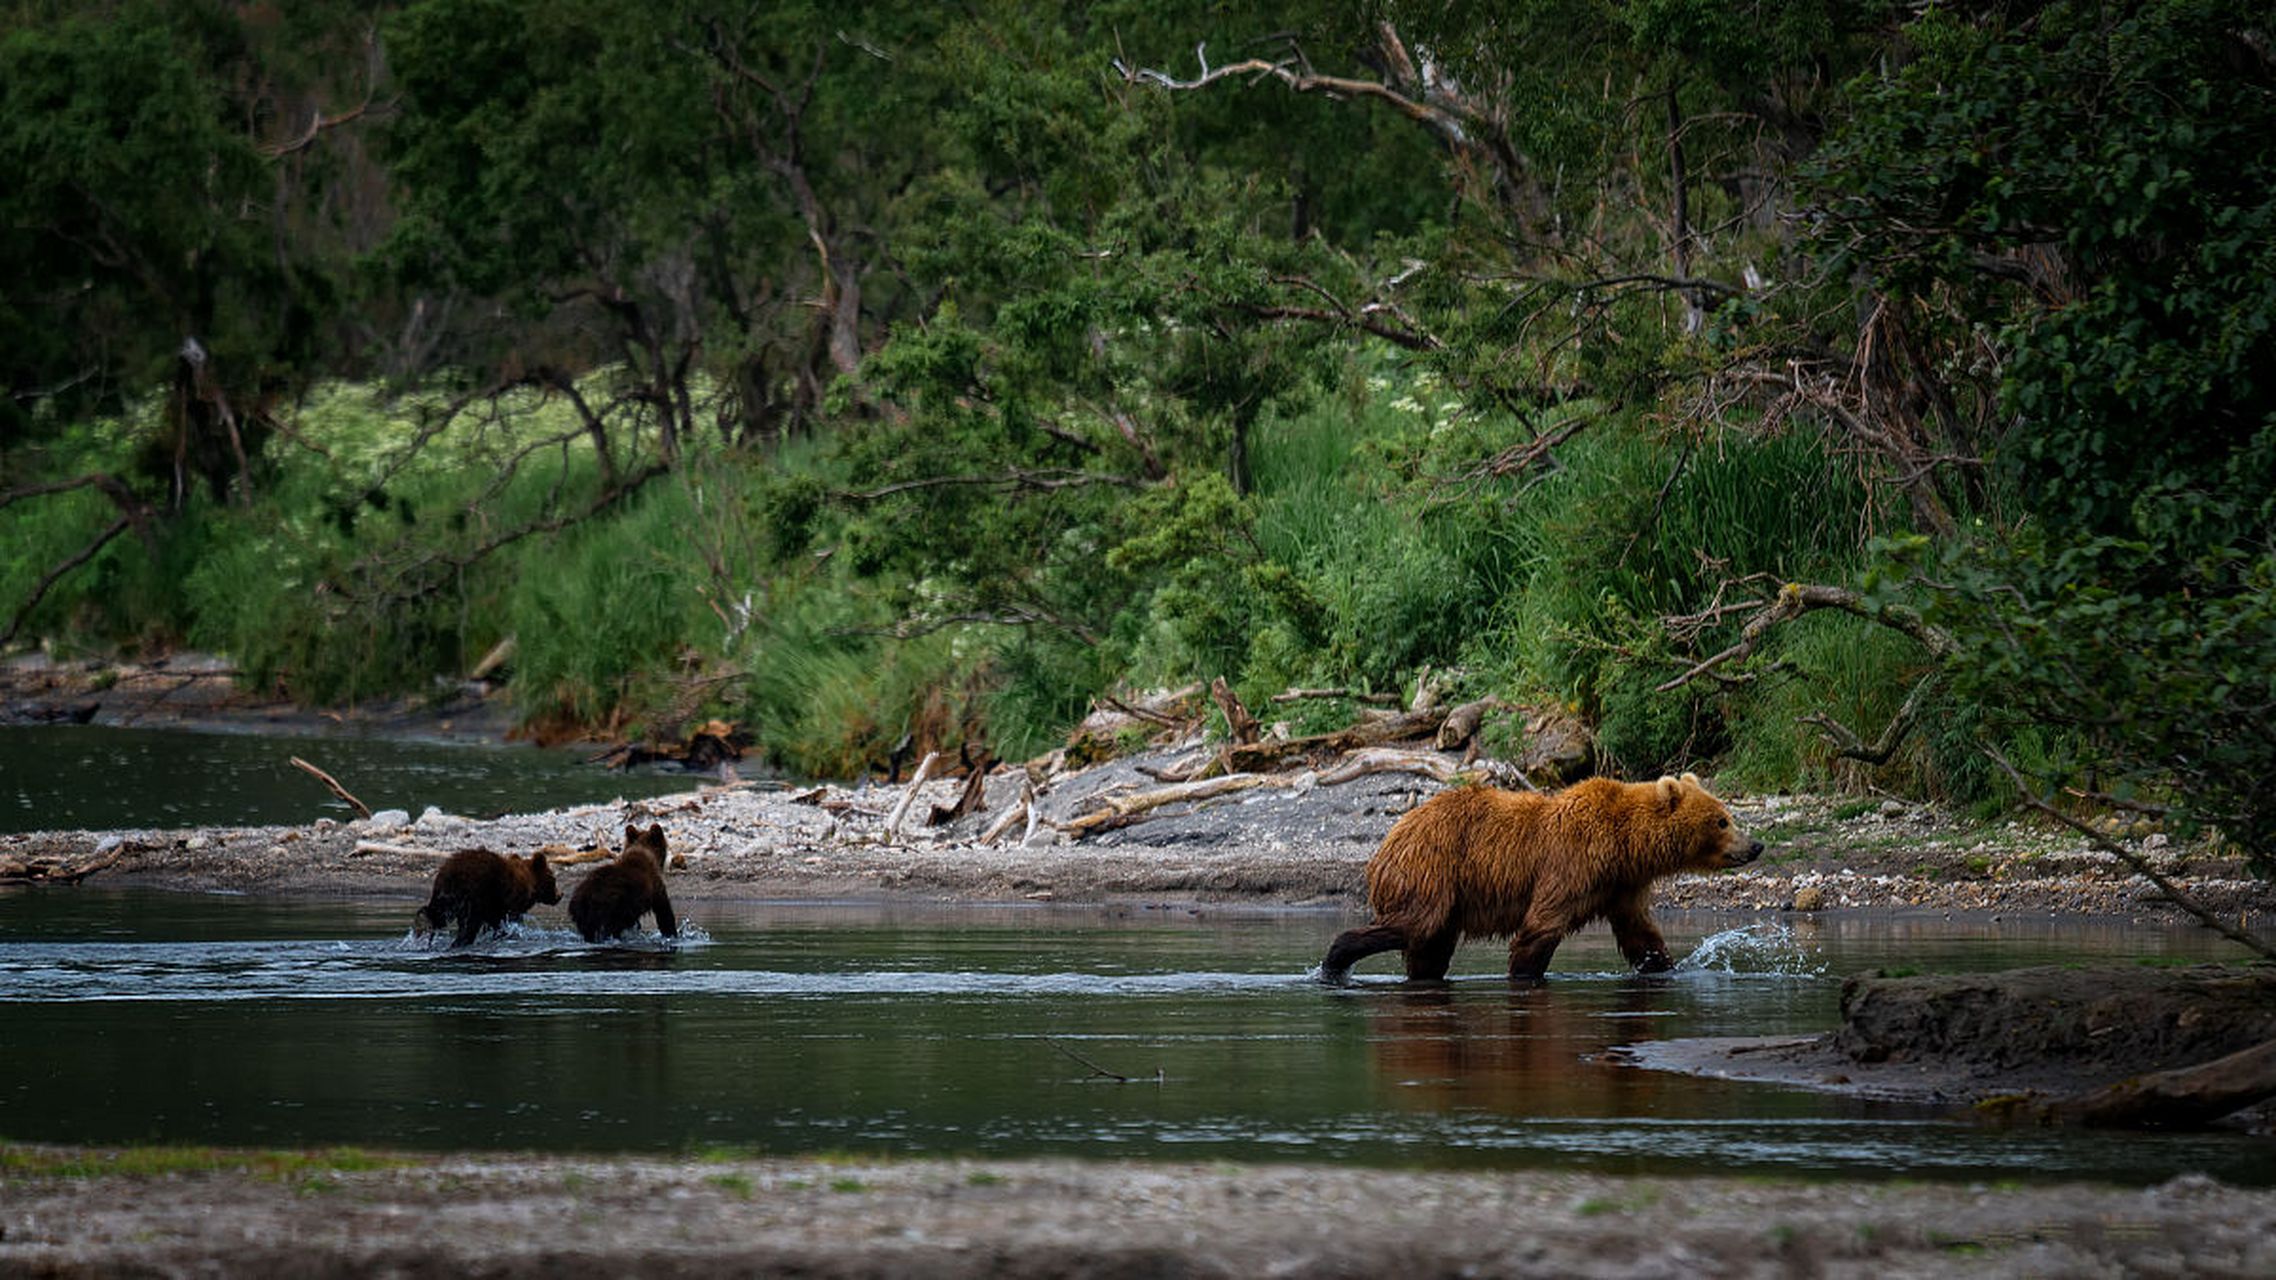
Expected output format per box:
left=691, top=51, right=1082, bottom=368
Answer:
left=1675, top=923, right=1824, bottom=978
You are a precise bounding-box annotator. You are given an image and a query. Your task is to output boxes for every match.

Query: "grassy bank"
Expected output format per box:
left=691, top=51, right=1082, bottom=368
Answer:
left=0, top=359, right=2002, bottom=797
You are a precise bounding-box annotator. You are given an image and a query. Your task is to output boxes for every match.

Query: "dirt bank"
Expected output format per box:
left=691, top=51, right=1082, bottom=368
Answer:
left=1620, top=963, right=2276, bottom=1125
left=4, top=1145, right=2274, bottom=1279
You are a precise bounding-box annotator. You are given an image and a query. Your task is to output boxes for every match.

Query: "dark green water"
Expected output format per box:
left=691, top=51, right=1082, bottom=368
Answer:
left=2, top=890, right=2269, bottom=1184
left=0, top=724, right=704, bottom=833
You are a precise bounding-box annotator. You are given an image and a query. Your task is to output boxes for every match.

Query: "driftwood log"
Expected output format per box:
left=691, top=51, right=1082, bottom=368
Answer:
left=883, top=750, right=940, bottom=838
left=1314, top=747, right=1510, bottom=787
left=1211, top=706, right=1450, bottom=776
left=0, top=846, right=127, bottom=885
left=2019, top=1038, right=2276, bottom=1129
left=1210, top=677, right=1260, bottom=746
left=1059, top=772, right=1292, bottom=837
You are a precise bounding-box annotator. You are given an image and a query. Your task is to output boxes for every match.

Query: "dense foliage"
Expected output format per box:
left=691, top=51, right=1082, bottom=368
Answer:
left=2, top=1, right=2269, bottom=869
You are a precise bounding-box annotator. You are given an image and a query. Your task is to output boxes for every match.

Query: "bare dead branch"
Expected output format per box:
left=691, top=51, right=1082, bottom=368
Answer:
left=1983, top=747, right=2274, bottom=958
left=1800, top=673, right=1935, bottom=766
left=1657, top=580, right=1955, bottom=694
left=0, top=516, right=131, bottom=649
left=837, top=469, right=1142, bottom=502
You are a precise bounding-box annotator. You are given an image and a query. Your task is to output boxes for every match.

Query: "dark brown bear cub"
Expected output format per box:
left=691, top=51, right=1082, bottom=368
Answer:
left=414, top=849, right=559, bottom=948
left=569, top=823, right=678, bottom=942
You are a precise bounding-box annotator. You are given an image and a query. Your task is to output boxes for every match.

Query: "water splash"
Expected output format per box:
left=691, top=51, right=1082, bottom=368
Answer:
left=1674, top=923, right=1824, bottom=977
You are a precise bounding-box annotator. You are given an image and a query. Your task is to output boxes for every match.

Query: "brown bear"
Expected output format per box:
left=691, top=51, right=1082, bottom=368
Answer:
left=413, top=849, right=560, bottom=948
left=1319, top=772, right=1762, bottom=982
left=568, top=822, right=678, bottom=942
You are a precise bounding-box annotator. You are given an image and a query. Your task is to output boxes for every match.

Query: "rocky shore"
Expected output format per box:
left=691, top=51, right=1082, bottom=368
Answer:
left=6, top=740, right=2273, bottom=930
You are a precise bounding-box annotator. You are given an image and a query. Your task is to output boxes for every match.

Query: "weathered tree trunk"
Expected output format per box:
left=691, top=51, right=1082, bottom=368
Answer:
left=2041, top=1038, right=2276, bottom=1129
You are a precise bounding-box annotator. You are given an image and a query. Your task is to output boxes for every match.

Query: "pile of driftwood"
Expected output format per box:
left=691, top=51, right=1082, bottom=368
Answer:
left=877, top=676, right=1579, bottom=846
left=0, top=845, right=128, bottom=885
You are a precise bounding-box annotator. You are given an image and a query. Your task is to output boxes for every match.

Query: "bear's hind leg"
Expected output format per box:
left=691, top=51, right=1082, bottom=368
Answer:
left=1319, top=923, right=1407, bottom=982
left=1402, top=928, right=1460, bottom=981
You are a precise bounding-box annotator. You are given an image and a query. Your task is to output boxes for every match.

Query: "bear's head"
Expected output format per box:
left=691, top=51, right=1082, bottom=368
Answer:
left=1657, top=773, right=1763, bottom=871
left=525, top=851, right=561, bottom=905
left=623, top=822, right=669, bottom=870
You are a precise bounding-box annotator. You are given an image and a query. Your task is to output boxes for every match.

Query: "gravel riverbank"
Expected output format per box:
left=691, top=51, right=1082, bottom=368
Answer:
left=5, top=1147, right=2275, bottom=1279
left=6, top=742, right=2273, bottom=926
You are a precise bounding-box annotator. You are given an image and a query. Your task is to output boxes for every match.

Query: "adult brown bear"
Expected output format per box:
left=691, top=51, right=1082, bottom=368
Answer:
left=1319, top=773, right=1762, bottom=982
left=569, top=823, right=678, bottom=942
left=413, top=849, right=559, bottom=948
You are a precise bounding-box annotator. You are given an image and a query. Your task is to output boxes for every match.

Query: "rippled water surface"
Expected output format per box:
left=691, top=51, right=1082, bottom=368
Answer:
left=3, top=891, right=2268, bottom=1184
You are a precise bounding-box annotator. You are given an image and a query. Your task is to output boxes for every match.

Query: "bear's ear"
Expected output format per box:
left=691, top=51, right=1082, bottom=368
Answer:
left=624, top=823, right=640, bottom=846
left=646, top=822, right=665, bottom=844
left=1680, top=771, right=1703, bottom=790
left=531, top=851, right=548, bottom=872
left=1657, top=775, right=1685, bottom=813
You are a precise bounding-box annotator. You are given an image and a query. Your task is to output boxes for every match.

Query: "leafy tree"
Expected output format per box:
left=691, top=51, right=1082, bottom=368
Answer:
left=1814, top=0, right=2276, bottom=870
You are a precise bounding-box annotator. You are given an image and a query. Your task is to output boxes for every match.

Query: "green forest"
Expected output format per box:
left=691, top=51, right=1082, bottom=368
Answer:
left=3, top=1, right=2271, bottom=870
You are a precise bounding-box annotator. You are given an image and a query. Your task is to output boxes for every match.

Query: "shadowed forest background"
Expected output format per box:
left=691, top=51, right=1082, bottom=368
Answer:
left=3, top=0, right=2271, bottom=873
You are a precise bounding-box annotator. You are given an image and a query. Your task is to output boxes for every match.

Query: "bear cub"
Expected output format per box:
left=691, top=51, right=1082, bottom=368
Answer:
left=569, top=822, right=678, bottom=942
left=414, top=849, right=560, bottom=948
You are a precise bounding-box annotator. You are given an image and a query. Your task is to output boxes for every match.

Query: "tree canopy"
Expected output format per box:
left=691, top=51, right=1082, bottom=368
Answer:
left=3, top=0, right=2270, bottom=871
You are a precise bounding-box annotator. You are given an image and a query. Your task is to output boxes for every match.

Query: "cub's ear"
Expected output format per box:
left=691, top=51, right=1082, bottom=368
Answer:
left=624, top=823, right=640, bottom=846
left=1657, top=775, right=1684, bottom=813
left=646, top=822, right=665, bottom=843
left=1680, top=771, right=1704, bottom=790
left=530, top=851, right=548, bottom=872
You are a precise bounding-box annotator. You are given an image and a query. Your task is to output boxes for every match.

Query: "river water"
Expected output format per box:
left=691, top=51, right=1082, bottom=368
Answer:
left=2, top=891, right=2268, bottom=1184
left=0, top=724, right=703, bottom=834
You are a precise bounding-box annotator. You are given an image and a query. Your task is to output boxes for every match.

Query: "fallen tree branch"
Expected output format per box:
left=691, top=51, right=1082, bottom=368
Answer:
left=1270, top=687, right=1403, bottom=706
left=883, top=750, right=940, bottom=838
left=980, top=779, right=1035, bottom=846
left=0, top=846, right=127, bottom=885
left=1059, top=772, right=1285, bottom=836
left=1210, top=677, right=1259, bottom=746
left=289, top=756, right=373, bottom=820
left=1799, top=673, right=1936, bottom=766
left=350, top=841, right=455, bottom=859
left=1313, top=747, right=1509, bottom=787
left=1213, top=706, right=1450, bottom=775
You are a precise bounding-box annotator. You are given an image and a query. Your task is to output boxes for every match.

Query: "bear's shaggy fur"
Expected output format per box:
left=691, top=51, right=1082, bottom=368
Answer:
left=1319, top=773, right=1761, bottom=982
left=413, top=849, right=559, bottom=948
left=568, top=823, right=678, bottom=942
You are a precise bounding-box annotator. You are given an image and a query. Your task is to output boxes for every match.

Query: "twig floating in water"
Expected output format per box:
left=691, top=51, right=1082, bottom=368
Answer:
left=1047, top=1037, right=1163, bottom=1084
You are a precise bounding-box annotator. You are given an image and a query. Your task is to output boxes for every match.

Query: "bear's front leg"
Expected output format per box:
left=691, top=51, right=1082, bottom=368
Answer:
left=1506, top=928, right=1563, bottom=981
left=1608, top=902, right=1673, bottom=973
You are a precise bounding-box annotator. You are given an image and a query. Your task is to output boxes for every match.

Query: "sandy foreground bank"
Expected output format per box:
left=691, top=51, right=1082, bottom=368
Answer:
left=3, top=1147, right=2274, bottom=1279
left=6, top=743, right=2274, bottom=925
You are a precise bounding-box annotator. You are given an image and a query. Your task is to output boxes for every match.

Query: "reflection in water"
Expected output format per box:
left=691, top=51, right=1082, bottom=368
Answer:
left=0, top=891, right=2266, bottom=1185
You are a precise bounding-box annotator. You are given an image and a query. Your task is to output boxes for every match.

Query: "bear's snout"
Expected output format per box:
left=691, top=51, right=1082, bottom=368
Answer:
left=1733, top=839, right=1764, bottom=866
